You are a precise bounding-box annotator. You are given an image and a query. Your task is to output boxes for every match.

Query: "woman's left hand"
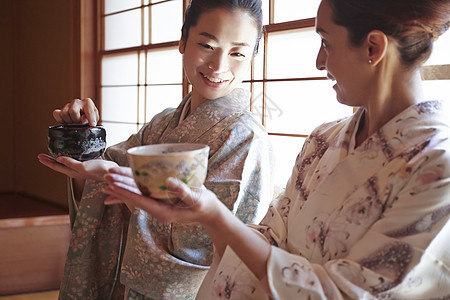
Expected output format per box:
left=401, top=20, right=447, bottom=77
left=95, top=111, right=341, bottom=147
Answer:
left=38, top=153, right=118, bottom=181
left=103, top=166, right=224, bottom=225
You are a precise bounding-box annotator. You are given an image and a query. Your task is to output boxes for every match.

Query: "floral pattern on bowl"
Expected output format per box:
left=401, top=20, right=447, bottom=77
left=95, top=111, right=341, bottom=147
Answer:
left=127, top=144, right=209, bottom=205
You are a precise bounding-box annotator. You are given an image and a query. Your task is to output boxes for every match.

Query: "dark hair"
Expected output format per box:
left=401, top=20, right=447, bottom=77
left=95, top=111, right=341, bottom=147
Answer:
left=327, top=0, right=450, bottom=68
left=181, top=0, right=263, bottom=55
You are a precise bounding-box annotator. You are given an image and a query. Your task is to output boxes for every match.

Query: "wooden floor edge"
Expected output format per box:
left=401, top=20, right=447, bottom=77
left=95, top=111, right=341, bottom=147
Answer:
left=0, top=215, right=70, bottom=229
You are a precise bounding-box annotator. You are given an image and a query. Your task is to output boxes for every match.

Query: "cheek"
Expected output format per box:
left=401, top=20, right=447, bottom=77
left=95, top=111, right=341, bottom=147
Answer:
left=184, top=49, right=206, bottom=66
left=325, top=53, right=338, bottom=70
left=230, top=60, right=251, bottom=76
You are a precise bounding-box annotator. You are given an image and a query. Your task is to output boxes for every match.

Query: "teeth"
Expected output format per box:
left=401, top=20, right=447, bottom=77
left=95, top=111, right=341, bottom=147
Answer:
left=203, top=74, right=224, bottom=83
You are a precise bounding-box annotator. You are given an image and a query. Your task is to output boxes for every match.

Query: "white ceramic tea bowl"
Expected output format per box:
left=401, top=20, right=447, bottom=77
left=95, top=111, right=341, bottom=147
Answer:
left=127, top=143, right=210, bottom=205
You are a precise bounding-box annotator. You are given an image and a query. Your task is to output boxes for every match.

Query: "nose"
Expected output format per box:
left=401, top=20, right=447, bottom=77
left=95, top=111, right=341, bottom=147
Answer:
left=316, top=46, right=326, bottom=71
left=208, top=51, right=229, bottom=73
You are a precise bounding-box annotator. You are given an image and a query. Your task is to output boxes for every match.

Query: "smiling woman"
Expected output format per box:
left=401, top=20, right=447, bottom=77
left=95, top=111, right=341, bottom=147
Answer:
left=37, top=0, right=275, bottom=299
left=178, top=6, right=259, bottom=112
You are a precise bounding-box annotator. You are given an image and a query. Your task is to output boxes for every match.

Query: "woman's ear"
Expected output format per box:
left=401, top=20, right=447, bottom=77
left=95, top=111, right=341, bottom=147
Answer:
left=366, top=30, right=388, bottom=66
left=179, top=36, right=186, bottom=54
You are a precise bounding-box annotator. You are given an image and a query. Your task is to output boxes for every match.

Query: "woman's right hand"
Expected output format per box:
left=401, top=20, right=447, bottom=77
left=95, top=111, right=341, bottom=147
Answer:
left=38, top=154, right=118, bottom=182
left=53, top=98, right=99, bottom=126
left=103, top=167, right=225, bottom=225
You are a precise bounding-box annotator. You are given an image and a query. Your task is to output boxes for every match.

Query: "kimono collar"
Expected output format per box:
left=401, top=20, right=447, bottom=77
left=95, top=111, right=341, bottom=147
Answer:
left=345, top=100, right=448, bottom=152
left=192, top=88, right=250, bottom=118
left=353, top=100, right=448, bottom=159
left=158, top=88, right=251, bottom=143
left=178, top=97, right=191, bottom=125
left=170, top=88, right=250, bottom=126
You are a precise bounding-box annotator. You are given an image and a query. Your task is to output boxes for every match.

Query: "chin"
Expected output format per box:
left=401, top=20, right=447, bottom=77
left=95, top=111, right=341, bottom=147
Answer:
left=335, top=93, right=350, bottom=106
left=336, top=97, right=352, bottom=106
left=335, top=92, right=344, bottom=103
left=336, top=96, right=360, bottom=108
left=335, top=88, right=350, bottom=106
left=207, top=86, right=233, bottom=99
left=200, top=91, right=226, bottom=101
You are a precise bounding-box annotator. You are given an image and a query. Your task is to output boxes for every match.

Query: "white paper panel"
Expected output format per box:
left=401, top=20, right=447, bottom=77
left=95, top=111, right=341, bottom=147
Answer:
left=146, top=85, right=182, bottom=122
left=147, top=48, right=182, bottom=84
left=102, top=53, right=139, bottom=86
left=104, top=0, right=141, bottom=14
left=151, top=0, right=183, bottom=44
left=264, top=80, right=353, bottom=135
left=105, top=9, right=141, bottom=50
left=267, top=29, right=323, bottom=79
left=274, top=0, right=320, bottom=23
left=101, top=86, right=138, bottom=123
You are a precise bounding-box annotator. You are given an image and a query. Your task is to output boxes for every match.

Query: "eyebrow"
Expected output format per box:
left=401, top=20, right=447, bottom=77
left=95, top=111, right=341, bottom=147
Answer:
left=199, top=32, right=251, bottom=47
left=315, top=27, right=327, bottom=35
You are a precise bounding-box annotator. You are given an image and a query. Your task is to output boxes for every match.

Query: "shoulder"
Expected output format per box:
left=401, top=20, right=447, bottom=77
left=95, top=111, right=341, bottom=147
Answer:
left=223, top=111, right=271, bottom=146
left=207, top=111, right=270, bottom=155
left=140, top=107, right=177, bottom=133
left=236, top=111, right=267, bottom=133
left=149, top=107, right=177, bottom=125
left=306, top=113, right=356, bottom=144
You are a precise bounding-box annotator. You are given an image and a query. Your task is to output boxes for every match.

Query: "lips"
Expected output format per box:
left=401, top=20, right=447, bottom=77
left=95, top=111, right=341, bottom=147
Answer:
left=327, top=73, right=336, bottom=81
left=201, top=72, right=228, bottom=84
left=203, top=73, right=224, bottom=83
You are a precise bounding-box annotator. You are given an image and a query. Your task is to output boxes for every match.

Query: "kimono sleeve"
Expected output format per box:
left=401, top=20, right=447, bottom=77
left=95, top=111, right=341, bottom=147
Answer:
left=251, top=135, right=311, bottom=249
left=265, top=138, right=450, bottom=299
left=222, top=113, right=275, bottom=224
left=170, top=113, right=275, bottom=265
left=198, top=232, right=342, bottom=299
left=322, top=143, right=450, bottom=299
left=103, top=109, right=172, bottom=165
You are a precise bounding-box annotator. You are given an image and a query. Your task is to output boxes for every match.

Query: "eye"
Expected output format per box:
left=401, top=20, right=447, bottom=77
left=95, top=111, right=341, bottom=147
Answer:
left=199, top=43, right=213, bottom=50
left=231, top=52, right=245, bottom=58
left=321, top=39, right=329, bottom=49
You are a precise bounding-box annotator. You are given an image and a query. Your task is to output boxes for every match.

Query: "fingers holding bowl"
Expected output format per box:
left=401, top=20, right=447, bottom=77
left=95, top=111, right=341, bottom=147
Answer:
left=166, top=177, right=205, bottom=209
left=103, top=176, right=210, bottom=224
left=108, top=166, right=134, bottom=178
left=104, top=168, right=140, bottom=191
left=103, top=181, right=180, bottom=223
left=53, top=98, right=99, bottom=126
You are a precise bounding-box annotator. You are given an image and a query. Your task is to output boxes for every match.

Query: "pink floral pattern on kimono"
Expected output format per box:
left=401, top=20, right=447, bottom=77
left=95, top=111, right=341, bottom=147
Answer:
left=197, top=100, right=450, bottom=299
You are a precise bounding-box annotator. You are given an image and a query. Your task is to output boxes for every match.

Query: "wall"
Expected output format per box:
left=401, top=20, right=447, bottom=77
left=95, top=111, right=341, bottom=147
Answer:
left=0, top=0, right=88, bottom=208
left=0, top=0, right=14, bottom=192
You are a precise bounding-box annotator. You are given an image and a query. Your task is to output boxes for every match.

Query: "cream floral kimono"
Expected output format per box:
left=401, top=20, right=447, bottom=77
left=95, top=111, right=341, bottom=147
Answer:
left=197, top=100, right=450, bottom=299
left=58, top=88, right=274, bottom=300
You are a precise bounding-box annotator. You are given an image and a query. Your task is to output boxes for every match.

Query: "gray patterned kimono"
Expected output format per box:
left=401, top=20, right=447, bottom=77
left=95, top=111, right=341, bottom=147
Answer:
left=58, top=88, right=274, bottom=300
left=197, top=100, right=450, bottom=299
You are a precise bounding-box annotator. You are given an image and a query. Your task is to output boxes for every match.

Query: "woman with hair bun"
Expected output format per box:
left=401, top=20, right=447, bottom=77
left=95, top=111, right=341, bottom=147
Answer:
left=105, top=0, right=450, bottom=298
left=39, top=0, right=274, bottom=299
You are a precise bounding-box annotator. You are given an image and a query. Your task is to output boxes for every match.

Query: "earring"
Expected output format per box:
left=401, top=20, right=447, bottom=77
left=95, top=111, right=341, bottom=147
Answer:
left=368, top=59, right=373, bottom=64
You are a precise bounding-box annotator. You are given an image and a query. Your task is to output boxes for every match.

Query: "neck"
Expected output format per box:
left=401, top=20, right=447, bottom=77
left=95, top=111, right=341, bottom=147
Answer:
left=356, top=70, right=424, bottom=147
left=189, top=90, right=207, bottom=116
